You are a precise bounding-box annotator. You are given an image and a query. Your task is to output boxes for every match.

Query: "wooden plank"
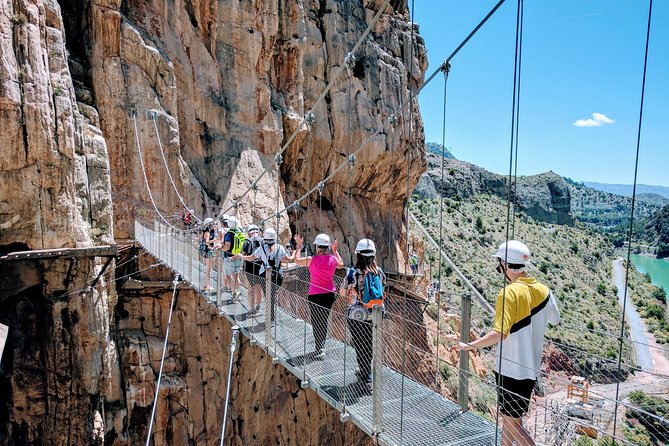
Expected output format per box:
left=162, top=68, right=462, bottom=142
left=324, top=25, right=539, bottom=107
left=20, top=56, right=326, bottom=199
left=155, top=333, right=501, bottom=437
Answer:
left=0, top=245, right=117, bottom=261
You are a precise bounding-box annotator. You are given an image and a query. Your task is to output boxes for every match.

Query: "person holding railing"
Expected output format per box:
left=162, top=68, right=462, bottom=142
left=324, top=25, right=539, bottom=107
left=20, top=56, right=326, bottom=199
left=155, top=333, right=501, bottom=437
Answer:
left=240, top=228, right=294, bottom=324
left=294, top=233, right=344, bottom=360
left=240, top=224, right=263, bottom=314
left=199, top=218, right=217, bottom=292
left=342, top=238, right=386, bottom=388
left=453, top=240, right=560, bottom=446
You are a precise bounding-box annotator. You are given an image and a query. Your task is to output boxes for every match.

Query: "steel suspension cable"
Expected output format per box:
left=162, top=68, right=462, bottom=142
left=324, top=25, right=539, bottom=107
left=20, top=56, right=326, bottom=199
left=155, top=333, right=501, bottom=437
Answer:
left=510, top=0, right=524, bottom=238
left=434, top=66, right=450, bottom=386
left=495, top=0, right=523, bottom=443
left=399, top=0, right=416, bottom=442
left=612, top=0, right=654, bottom=441
left=218, top=0, right=392, bottom=218
left=151, top=112, right=201, bottom=222
left=132, top=112, right=180, bottom=231
left=145, top=274, right=180, bottom=446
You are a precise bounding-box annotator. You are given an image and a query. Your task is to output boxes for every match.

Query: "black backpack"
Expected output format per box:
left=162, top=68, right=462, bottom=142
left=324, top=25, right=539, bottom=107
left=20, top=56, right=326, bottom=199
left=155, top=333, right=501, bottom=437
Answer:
left=261, top=244, right=284, bottom=286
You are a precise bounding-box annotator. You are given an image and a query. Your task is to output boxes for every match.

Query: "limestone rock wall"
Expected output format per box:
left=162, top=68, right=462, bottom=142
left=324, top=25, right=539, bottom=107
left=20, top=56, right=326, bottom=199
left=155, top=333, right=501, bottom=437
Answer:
left=0, top=0, right=428, bottom=444
left=80, top=0, right=426, bottom=265
left=0, top=0, right=113, bottom=249
left=0, top=0, right=115, bottom=443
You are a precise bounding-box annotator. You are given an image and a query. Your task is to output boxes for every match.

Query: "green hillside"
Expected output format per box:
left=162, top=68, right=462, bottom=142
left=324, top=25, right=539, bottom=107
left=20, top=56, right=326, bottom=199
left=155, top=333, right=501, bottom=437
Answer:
left=410, top=193, right=668, bottom=380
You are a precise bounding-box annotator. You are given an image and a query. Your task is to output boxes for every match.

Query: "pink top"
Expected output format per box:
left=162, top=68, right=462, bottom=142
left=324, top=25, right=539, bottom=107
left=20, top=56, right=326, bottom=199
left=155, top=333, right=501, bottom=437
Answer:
left=308, top=254, right=338, bottom=295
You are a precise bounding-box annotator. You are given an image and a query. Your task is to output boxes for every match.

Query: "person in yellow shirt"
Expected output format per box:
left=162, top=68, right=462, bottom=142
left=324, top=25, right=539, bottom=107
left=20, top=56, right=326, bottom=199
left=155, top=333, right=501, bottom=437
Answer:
left=455, top=240, right=560, bottom=446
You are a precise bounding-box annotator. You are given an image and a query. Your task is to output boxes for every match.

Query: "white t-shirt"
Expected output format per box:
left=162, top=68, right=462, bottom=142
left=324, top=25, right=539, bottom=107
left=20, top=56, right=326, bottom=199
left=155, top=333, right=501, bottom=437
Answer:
left=494, top=277, right=560, bottom=380
left=252, top=243, right=288, bottom=274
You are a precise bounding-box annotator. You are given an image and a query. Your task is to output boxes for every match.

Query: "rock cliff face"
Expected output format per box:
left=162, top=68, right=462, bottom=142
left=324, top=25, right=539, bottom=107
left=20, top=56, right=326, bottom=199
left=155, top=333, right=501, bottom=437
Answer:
left=78, top=0, right=426, bottom=267
left=419, top=154, right=574, bottom=226
left=0, top=0, right=113, bottom=249
left=0, top=0, right=427, bottom=444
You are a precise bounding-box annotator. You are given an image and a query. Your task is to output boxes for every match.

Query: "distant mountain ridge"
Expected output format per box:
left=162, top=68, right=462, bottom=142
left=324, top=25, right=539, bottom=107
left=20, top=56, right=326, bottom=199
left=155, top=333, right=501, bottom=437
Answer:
left=416, top=153, right=574, bottom=225
left=583, top=182, right=669, bottom=199
left=425, top=142, right=455, bottom=159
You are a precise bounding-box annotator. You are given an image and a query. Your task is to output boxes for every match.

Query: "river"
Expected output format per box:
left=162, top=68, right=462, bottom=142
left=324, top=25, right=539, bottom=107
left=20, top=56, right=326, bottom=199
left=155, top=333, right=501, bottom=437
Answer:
left=630, top=254, right=669, bottom=297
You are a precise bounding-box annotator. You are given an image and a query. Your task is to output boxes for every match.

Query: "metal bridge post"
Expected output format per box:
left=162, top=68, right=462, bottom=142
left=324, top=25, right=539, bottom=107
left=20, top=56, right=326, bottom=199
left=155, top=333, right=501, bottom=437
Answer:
left=371, top=305, right=383, bottom=435
left=458, top=293, right=471, bottom=412
left=264, top=267, right=273, bottom=350
left=185, top=234, right=193, bottom=283
left=216, top=256, right=222, bottom=308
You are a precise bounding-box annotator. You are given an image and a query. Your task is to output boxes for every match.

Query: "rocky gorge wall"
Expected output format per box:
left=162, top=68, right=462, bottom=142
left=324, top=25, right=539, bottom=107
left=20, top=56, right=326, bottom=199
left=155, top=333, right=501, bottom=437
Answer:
left=81, top=0, right=427, bottom=267
left=0, top=0, right=428, bottom=444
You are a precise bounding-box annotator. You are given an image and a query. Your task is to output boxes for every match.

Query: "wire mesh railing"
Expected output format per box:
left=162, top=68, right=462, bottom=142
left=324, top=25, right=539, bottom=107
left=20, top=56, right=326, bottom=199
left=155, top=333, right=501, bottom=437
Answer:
left=135, top=220, right=669, bottom=446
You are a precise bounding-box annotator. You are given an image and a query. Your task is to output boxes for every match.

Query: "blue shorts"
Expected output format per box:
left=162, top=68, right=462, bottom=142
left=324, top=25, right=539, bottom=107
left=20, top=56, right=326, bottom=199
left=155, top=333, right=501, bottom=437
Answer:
left=223, top=258, right=242, bottom=275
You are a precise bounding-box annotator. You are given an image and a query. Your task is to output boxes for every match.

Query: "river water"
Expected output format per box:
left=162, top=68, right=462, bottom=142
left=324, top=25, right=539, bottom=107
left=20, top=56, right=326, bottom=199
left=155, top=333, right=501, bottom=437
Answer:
left=630, top=254, right=669, bottom=297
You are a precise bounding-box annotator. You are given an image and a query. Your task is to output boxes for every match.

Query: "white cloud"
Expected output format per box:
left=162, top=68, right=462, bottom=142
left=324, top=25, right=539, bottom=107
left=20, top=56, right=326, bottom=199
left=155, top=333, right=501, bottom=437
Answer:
left=573, top=112, right=615, bottom=127
left=592, top=112, right=614, bottom=124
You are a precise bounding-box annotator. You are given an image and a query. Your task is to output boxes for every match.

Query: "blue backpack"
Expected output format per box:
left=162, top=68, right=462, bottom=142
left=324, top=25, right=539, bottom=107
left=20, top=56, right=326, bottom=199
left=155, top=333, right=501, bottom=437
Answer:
left=363, top=272, right=385, bottom=308
left=347, top=270, right=385, bottom=310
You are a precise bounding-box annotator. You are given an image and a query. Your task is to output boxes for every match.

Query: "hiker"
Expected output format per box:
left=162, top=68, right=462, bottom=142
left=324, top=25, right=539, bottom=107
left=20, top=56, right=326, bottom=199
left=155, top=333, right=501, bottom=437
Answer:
left=241, top=225, right=264, bottom=314
left=241, top=228, right=294, bottom=323
left=216, top=215, right=230, bottom=291
left=342, top=238, right=386, bottom=386
left=182, top=209, right=194, bottom=230
left=222, top=216, right=244, bottom=299
left=294, top=233, right=344, bottom=360
left=199, top=218, right=217, bottom=292
left=453, top=240, right=560, bottom=446
left=410, top=253, right=419, bottom=275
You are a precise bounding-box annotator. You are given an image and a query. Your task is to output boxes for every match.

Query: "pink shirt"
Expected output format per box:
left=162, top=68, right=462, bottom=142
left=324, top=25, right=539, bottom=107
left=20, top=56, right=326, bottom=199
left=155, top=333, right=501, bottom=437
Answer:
left=308, top=254, right=338, bottom=295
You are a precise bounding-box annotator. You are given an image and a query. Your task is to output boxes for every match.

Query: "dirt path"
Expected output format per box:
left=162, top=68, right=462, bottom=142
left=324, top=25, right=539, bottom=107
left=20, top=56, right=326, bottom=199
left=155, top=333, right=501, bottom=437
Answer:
left=613, top=258, right=669, bottom=376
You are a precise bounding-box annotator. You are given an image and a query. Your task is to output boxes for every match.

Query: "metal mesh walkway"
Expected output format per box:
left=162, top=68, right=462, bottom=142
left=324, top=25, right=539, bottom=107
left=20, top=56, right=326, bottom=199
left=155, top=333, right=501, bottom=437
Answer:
left=135, top=220, right=499, bottom=445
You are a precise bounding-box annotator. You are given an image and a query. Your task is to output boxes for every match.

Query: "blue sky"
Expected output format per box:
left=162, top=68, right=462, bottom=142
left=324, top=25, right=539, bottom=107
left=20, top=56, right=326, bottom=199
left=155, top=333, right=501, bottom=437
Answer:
left=412, top=1, right=668, bottom=186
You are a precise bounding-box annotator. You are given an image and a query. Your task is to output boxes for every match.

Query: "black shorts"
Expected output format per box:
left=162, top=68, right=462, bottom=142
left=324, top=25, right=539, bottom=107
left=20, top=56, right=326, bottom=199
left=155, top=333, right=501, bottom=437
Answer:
left=495, top=373, right=535, bottom=418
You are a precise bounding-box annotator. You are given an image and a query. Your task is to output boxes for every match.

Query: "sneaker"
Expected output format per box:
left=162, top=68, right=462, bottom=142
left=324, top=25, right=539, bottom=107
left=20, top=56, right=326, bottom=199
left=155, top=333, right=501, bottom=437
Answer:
left=314, top=349, right=326, bottom=360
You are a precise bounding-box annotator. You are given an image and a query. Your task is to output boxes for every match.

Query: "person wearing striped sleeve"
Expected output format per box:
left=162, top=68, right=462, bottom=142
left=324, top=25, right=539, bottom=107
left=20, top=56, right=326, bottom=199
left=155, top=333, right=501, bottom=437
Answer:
left=455, top=240, right=560, bottom=446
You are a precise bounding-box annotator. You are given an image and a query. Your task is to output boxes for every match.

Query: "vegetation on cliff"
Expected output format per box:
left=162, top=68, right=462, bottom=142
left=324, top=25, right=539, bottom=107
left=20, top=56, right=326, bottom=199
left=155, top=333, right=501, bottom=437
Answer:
left=641, top=205, right=669, bottom=258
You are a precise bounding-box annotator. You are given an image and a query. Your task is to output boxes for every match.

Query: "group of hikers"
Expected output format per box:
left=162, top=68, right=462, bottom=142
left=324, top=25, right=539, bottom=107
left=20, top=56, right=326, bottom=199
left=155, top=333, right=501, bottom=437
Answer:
left=193, top=213, right=387, bottom=387
left=190, top=212, right=559, bottom=446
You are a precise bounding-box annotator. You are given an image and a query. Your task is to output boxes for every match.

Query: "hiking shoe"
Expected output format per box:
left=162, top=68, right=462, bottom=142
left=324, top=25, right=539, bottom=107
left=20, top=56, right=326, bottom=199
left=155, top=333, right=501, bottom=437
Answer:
left=355, top=368, right=371, bottom=381
left=314, top=349, right=326, bottom=361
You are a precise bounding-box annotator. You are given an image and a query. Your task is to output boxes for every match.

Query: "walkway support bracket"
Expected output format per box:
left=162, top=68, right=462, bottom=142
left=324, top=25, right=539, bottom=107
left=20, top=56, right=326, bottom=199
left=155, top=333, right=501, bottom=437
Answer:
left=219, top=324, right=240, bottom=446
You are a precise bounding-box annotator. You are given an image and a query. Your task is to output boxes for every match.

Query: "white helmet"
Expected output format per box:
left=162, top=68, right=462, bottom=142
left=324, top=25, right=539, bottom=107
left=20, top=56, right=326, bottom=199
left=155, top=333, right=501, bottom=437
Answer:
left=227, top=216, right=238, bottom=229
left=263, top=228, right=278, bottom=244
left=355, top=239, right=376, bottom=257
left=220, top=214, right=230, bottom=225
left=313, top=233, right=331, bottom=247
left=492, top=240, right=531, bottom=268
left=189, top=209, right=194, bottom=213
left=203, top=217, right=214, bottom=227
left=247, top=224, right=259, bottom=233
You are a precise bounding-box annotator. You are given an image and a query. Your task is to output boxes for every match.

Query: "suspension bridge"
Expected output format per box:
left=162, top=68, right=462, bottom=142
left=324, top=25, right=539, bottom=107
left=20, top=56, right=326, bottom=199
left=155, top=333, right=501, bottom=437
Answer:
left=124, top=0, right=669, bottom=444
